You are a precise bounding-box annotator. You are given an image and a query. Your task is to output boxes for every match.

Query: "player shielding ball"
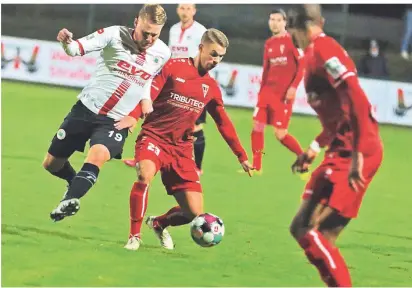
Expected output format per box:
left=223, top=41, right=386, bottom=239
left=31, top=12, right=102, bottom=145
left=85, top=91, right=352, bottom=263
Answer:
left=123, top=4, right=208, bottom=175
left=287, top=5, right=383, bottom=287
left=250, top=9, right=304, bottom=174
left=124, top=29, right=253, bottom=251
left=43, top=4, right=170, bottom=222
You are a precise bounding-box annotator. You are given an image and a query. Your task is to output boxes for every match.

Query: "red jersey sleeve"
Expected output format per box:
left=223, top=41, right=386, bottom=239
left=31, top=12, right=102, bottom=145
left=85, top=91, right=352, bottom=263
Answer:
left=128, top=59, right=173, bottom=119
left=315, top=37, right=372, bottom=154
left=290, top=46, right=304, bottom=89
left=207, top=86, right=248, bottom=162
left=259, top=41, right=270, bottom=91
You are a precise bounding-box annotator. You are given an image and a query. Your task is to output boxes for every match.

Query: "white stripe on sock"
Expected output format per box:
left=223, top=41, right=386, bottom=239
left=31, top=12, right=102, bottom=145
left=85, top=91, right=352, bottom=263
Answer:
left=309, top=230, right=337, bottom=270
left=140, top=184, right=149, bottom=218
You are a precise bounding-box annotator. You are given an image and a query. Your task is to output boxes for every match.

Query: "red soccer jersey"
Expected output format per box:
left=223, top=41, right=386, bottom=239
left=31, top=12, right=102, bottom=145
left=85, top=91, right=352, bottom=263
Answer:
left=258, top=32, right=304, bottom=106
left=140, top=58, right=248, bottom=162
left=304, top=33, right=381, bottom=155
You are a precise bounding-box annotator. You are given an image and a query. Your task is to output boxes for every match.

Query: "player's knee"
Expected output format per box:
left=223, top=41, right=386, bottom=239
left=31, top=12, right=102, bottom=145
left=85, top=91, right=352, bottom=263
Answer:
left=136, top=166, right=155, bottom=184
left=86, top=144, right=111, bottom=167
left=42, top=153, right=64, bottom=172
left=252, top=121, right=265, bottom=132
left=274, top=129, right=287, bottom=141
left=289, top=217, right=306, bottom=240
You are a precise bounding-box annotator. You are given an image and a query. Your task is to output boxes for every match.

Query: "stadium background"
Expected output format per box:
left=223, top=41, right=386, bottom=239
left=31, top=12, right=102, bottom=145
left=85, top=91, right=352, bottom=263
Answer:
left=2, top=4, right=412, bottom=287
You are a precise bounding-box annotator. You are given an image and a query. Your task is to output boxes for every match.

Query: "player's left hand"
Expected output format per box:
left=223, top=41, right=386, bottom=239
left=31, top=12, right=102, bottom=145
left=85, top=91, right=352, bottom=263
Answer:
left=240, top=160, right=254, bottom=177
left=114, top=116, right=138, bottom=133
left=285, top=87, right=297, bottom=103
left=349, top=152, right=366, bottom=193
left=140, top=99, right=154, bottom=118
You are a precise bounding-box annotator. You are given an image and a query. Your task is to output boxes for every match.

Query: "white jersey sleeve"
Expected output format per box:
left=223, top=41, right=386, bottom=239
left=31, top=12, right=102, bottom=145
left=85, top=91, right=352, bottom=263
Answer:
left=62, top=26, right=117, bottom=57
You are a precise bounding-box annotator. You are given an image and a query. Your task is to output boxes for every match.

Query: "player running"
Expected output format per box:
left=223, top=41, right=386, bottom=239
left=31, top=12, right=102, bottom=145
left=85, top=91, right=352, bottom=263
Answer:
left=43, top=4, right=171, bottom=222
left=123, top=4, right=208, bottom=175
left=287, top=5, right=383, bottom=287
left=249, top=9, right=304, bottom=175
left=124, top=28, right=254, bottom=251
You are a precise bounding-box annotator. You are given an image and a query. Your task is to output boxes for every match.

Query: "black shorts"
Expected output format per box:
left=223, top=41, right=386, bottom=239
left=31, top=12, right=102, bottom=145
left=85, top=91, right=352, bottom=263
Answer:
left=48, top=101, right=128, bottom=159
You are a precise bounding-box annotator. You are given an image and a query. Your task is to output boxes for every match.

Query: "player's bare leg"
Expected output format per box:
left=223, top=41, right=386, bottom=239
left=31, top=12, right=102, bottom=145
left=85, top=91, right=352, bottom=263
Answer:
left=290, top=199, right=352, bottom=287
left=125, top=159, right=157, bottom=250
left=50, top=144, right=110, bottom=222
left=149, top=191, right=203, bottom=249
left=274, top=128, right=303, bottom=156
left=250, top=120, right=265, bottom=174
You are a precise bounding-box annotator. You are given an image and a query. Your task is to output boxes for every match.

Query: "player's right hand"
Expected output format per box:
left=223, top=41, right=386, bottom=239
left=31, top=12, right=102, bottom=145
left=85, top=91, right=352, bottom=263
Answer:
left=349, top=152, right=366, bottom=193
left=240, top=160, right=254, bottom=177
left=291, top=149, right=316, bottom=174
left=114, top=116, right=137, bottom=133
left=57, top=28, right=73, bottom=44
left=140, top=99, right=154, bottom=118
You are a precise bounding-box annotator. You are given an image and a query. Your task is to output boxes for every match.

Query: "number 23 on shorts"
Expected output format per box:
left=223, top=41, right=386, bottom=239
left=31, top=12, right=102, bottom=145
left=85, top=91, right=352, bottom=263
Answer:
left=147, top=142, right=161, bottom=156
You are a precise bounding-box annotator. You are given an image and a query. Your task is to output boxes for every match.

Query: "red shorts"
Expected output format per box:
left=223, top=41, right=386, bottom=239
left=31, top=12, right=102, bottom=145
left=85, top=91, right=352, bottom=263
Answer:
left=302, top=149, right=383, bottom=218
left=134, top=134, right=201, bottom=195
left=254, top=87, right=293, bottom=129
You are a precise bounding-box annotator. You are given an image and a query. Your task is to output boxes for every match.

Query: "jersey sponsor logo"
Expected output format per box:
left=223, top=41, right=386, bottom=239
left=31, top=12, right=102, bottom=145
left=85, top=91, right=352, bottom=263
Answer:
left=115, top=60, right=151, bottom=80
left=171, top=46, right=189, bottom=52
left=269, top=56, right=288, bottom=66
left=324, top=57, right=348, bottom=80
left=169, top=92, right=205, bottom=109
left=202, top=84, right=209, bottom=98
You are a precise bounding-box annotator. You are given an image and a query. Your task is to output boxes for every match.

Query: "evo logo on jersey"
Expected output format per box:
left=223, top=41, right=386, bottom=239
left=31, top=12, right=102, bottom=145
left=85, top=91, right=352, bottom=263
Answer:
left=270, top=56, right=288, bottom=66
left=171, top=46, right=188, bottom=52
left=116, top=60, right=151, bottom=80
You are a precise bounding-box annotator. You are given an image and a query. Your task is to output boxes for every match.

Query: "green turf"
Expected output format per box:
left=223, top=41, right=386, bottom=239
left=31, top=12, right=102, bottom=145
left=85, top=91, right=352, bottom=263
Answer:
left=2, top=80, right=412, bottom=287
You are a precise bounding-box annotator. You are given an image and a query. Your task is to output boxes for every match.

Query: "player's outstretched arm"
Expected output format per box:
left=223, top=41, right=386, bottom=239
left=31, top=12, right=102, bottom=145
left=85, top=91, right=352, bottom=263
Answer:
left=207, top=98, right=254, bottom=176
left=58, top=27, right=113, bottom=57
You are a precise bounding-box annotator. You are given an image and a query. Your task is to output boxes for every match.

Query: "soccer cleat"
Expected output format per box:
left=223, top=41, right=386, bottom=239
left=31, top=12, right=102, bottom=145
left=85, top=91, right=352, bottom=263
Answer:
left=124, top=234, right=142, bottom=251
left=146, top=216, right=174, bottom=250
left=123, top=158, right=137, bottom=168
left=50, top=198, right=80, bottom=222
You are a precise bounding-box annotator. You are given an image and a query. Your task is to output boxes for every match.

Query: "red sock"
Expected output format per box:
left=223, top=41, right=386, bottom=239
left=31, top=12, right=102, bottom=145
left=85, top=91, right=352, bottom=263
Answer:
left=154, top=206, right=191, bottom=228
left=129, top=182, right=149, bottom=236
left=280, top=134, right=303, bottom=156
left=298, top=229, right=352, bottom=287
left=251, top=130, right=264, bottom=171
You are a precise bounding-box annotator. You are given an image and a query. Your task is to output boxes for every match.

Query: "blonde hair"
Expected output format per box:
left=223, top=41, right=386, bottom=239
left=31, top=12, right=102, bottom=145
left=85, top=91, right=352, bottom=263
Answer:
left=201, top=28, right=229, bottom=48
left=138, top=4, right=167, bottom=25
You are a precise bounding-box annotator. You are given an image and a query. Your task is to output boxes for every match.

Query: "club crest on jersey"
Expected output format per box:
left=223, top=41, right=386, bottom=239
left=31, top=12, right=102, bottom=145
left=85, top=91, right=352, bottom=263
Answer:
left=202, top=84, right=209, bottom=98
left=280, top=45, right=285, bottom=54
left=56, top=129, right=66, bottom=140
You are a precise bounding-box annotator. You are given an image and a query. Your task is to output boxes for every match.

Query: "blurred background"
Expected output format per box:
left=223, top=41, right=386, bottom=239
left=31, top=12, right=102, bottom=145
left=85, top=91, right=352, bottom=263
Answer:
left=2, top=4, right=412, bottom=82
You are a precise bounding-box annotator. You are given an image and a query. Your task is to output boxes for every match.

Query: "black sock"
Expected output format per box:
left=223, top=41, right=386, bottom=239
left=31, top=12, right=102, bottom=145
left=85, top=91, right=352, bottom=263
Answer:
left=194, top=130, right=205, bottom=170
left=50, top=161, right=76, bottom=185
left=63, top=163, right=100, bottom=200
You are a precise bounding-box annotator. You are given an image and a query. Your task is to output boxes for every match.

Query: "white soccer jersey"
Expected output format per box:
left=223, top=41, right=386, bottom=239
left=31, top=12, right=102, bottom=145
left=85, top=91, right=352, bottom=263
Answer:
left=168, top=21, right=207, bottom=58
left=62, top=26, right=171, bottom=120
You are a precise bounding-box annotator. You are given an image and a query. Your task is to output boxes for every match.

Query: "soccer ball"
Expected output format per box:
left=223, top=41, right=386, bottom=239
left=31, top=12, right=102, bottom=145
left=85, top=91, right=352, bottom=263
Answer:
left=190, top=213, right=225, bottom=247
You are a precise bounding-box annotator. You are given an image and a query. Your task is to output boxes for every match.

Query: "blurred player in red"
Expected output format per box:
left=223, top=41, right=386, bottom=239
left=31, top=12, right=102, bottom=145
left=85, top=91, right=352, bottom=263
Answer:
left=124, top=28, right=254, bottom=251
left=250, top=9, right=304, bottom=174
left=287, top=5, right=383, bottom=287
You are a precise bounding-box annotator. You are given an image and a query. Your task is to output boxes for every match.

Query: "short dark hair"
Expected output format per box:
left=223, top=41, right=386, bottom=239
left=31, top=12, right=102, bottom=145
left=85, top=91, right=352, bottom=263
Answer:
left=287, top=4, right=322, bottom=29
left=270, top=8, right=287, bottom=20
